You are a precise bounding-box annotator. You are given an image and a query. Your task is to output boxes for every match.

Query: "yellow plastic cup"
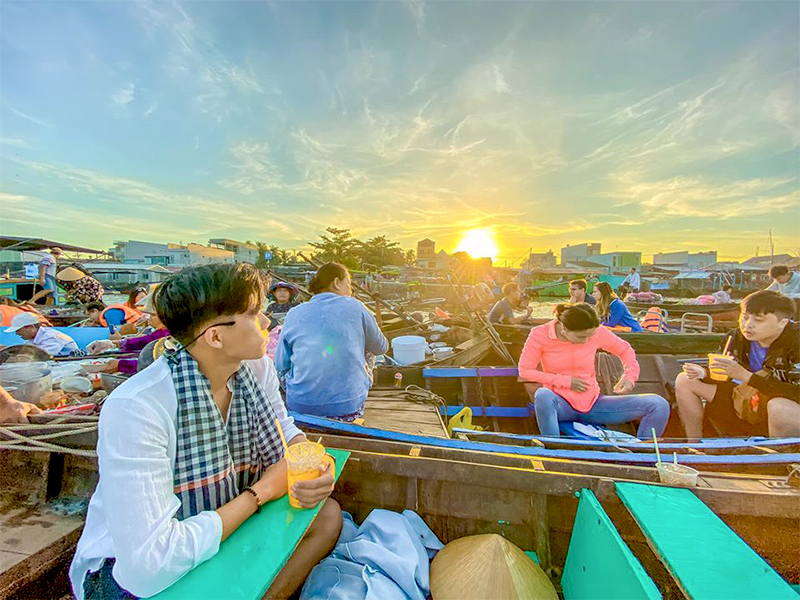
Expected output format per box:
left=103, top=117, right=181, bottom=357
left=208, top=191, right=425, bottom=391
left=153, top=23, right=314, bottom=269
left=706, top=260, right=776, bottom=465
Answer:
left=286, top=441, right=332, bottom=509
left=708, top=353, right=729, bottom=381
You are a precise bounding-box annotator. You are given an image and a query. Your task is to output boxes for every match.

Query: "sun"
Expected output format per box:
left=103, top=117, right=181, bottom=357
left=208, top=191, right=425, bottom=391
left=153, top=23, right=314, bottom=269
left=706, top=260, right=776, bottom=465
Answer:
left=455, top=229, right=499, bottom=259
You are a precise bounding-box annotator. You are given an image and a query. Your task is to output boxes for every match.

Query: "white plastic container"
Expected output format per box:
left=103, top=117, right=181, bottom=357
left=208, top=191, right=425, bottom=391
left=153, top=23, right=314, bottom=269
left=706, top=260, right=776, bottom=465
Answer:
left=656, top=463, right=699, bottom=487
left=432, top=346, right=454, bottom=359
left=391, top=335, right=427, bottom=366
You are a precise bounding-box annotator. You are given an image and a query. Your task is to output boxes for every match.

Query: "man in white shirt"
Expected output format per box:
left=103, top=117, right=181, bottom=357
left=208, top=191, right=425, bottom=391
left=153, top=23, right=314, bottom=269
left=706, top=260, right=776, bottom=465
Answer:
left=766, top=265, right=800, bottom=298
left=37, top=247, right=62, bottom=305
left=621, top=267, right=641, bottom=292
left=70, top=264, right=341, bottom=600
left=4, top=312, right=79, bottom=356
left=711, top=285, right=733, bottom=304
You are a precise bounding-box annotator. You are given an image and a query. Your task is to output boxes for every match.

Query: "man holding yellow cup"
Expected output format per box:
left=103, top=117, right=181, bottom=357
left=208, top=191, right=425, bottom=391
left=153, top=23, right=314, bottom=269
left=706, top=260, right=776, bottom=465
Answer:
left=675, top=291, right=800, bottom=439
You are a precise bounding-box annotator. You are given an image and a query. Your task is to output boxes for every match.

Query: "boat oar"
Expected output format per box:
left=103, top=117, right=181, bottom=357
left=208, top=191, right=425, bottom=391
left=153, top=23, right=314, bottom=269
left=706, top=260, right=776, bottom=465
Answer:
left=651, top=427, right=662, bottom=465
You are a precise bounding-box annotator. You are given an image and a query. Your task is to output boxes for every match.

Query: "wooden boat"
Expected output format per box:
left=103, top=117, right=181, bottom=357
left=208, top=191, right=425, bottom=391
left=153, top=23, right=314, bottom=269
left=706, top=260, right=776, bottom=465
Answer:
left=624, top=300, right=740, bottom=318
left=2, top=423, right=798, bottom=598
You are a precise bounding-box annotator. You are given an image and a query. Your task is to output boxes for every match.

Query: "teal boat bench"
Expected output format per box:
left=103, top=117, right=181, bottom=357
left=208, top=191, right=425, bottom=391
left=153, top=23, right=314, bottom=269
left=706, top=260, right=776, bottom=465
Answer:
left=151, top=449, right=349, bottom=600
left=616, top=482, right=796, bottom=600
left=562, top=489, right=662, bottom=600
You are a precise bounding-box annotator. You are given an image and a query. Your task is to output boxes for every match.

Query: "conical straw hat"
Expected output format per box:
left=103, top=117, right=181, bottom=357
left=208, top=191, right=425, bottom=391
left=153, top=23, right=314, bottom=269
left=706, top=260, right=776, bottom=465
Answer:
left=56, top=266, right=85, bottom=281
left=430, top=534, right=557, bottom=600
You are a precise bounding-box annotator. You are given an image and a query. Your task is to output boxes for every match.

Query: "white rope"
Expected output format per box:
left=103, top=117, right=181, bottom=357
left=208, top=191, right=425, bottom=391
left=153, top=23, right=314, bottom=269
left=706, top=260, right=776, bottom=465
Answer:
left=0, top=423, right=98, bottom=457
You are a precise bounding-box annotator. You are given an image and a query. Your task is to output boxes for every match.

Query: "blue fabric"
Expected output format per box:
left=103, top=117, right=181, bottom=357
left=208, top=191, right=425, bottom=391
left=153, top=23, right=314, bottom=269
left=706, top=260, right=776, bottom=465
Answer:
left=533, top=387, right=670, bottom=438
left=104, top=308, right=126, bottom=333
left=749, top=342, right=768, bottom=373
left=300, top=510, right=443, bottom=600
left=275, top=293, right=388, bottom=418
left=603, top=299, right=644, bottom=332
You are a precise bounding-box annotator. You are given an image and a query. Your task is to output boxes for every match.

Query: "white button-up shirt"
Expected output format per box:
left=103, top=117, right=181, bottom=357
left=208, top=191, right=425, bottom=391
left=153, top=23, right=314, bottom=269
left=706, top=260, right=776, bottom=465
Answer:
left=32, top=326, right=78, bottom=356
left=69, top=355, right=302, bottom=599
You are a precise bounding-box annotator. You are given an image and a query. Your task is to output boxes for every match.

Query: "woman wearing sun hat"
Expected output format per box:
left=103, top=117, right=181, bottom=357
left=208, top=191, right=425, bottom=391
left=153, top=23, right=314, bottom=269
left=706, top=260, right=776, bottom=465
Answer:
left=56, top=266, right=105, bottom=305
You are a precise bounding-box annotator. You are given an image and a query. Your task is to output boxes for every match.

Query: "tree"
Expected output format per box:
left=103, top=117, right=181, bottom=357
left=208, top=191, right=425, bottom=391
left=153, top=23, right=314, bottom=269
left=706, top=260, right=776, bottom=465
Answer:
left=309, top=227, right=361, bottom=269
left=357, top=235, right=406, bottom=269
left=404, top=249, right=416, bottom=265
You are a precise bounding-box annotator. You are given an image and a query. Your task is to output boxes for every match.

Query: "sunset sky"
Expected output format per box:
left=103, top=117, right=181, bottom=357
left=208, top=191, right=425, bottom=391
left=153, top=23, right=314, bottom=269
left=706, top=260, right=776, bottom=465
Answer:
left=1, top=1, right=798, bottom=264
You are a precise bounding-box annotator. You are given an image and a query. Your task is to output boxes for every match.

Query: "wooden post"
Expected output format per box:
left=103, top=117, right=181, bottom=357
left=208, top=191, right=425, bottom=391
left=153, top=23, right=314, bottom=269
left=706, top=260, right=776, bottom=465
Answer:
left=531, top=493, right=551, bottom=570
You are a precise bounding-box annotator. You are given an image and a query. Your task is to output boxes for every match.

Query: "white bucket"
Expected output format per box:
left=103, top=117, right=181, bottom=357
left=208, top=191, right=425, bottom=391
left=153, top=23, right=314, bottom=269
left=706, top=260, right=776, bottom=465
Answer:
left=392, top=335, right=427, bottom=366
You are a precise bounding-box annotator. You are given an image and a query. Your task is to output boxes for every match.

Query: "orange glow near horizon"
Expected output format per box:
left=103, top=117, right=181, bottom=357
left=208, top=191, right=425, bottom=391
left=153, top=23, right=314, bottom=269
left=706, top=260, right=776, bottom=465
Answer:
left=455, top=229, right=500, bottom=259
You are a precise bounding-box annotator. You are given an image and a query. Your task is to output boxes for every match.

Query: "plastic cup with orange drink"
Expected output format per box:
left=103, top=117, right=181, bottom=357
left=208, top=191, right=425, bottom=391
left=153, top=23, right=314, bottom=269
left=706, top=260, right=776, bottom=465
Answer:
left=707, top=354, right=730, bottom=381
left=286, top=441, right=334, bottom=509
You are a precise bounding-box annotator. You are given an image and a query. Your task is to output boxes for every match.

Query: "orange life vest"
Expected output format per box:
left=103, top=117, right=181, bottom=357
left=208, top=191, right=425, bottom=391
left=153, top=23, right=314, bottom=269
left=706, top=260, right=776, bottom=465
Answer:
left=641, top=307, right=668, bottom=333
left=0, top=305, right=51, bottom=327
left=99, top=304, right=142, bottom=327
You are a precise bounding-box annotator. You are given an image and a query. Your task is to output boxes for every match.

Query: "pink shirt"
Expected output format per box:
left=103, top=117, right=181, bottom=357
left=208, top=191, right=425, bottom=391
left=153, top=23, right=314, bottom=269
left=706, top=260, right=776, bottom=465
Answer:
left=518, top=320, right=640, bottom=412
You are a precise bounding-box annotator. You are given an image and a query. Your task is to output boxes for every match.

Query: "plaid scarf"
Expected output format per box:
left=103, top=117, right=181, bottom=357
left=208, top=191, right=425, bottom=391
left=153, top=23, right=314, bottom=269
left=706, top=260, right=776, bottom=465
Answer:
left=168, top=351, right=285, bottom=519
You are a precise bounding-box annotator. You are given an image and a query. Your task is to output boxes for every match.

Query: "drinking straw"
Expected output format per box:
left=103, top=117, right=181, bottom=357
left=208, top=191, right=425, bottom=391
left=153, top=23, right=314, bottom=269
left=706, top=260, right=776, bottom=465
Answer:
left=275, top=418, right=289, bottom=454
left=673, top=452, right=678, bottom=466
left=651, top=428, right=662, bottom=465
left=722, top=335, right=732, bottom=356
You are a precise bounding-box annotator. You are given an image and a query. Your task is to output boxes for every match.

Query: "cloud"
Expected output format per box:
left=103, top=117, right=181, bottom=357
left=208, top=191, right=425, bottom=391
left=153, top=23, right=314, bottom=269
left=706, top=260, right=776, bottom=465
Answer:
left=111, top=83, right=136, bottom=106
left=143, top=102, right=158, bottom=117
left=611, top=172, right=799, bottom=220
left=0, top=137, right=30, bottom=148
left=134, top=0, right=268, bottom=121
left=9, top=108, right=52, bottom=128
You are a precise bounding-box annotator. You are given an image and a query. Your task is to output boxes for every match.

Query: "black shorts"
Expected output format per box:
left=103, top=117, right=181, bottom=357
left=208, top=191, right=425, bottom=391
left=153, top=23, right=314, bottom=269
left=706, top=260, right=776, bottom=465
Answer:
left=704, top=381, right=769, bottom=437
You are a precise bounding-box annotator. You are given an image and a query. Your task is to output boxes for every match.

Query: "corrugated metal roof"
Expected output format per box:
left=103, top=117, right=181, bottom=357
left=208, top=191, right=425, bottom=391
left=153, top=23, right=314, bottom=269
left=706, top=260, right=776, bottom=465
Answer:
left=674, top=270, right=711, bottom=280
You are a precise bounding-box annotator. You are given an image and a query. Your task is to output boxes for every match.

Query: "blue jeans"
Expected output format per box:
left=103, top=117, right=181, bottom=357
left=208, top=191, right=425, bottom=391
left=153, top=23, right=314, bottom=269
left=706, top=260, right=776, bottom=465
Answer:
left=533, top=388, right=670, bottom=438
left=83, top=559, right=138, bottom=599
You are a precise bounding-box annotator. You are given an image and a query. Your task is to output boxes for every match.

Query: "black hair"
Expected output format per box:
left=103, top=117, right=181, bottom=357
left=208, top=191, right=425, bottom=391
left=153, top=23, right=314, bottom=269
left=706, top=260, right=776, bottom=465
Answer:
left=85, top=302, right=106, bottom=312
left=154, top=263, right=266, bottom=344
left=569, top=279, right=587, bottom=291
left=127, top=286, right=148, bottom=307
left=554, top=303, right=600, bottom=331
left=769, top=265, right=790, bottom=278
left=502, top=282, right=520, bottom=296
left=741, top=290, right=796, bottom=320
left=308, top=262, right=349, bottom=295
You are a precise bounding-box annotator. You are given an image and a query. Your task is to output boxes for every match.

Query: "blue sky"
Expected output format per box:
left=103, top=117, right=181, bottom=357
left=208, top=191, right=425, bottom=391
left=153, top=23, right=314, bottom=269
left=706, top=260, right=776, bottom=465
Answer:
left=1, top=0, right=798, bottom=262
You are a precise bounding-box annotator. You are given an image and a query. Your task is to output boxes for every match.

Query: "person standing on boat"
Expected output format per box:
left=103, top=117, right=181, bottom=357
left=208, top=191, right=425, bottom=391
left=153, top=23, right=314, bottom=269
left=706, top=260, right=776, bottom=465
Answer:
left=4, top=312, right=79, bottom=356
left=69, top=263, right=342, bottom=600
left=592, top=281, right=644, bottom=332
left=519, top=303, right=670, bottom=438
left=711, top=284, right=733, bottom=304
left=766, top=265, right=800, bottom=297
left=568, top=279, right=596, bottom=306
left=488, top=283, right=533, bottom=324
left=621, top=267, right=641, bottom=293
left=675, top=290, right=800, bottom=439
left=275, top=262, right=388, bottom=421
left=37, top=247, right=62, bottom=305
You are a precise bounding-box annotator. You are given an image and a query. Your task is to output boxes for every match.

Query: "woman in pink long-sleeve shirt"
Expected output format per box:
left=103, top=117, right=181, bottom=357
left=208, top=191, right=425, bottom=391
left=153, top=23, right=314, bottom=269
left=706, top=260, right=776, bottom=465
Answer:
left=519, top=303, right=670, bottom=438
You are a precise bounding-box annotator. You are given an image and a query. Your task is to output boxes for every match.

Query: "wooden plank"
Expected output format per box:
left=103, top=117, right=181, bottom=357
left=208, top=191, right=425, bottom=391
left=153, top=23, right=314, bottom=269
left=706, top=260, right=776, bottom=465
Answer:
left=562, top=489, right=661, bottom=600
left=0, top=504, right=84, bottom=598
left=152, top=449, right=350, bottom=600
left=615, top=482, right=797, bottom=600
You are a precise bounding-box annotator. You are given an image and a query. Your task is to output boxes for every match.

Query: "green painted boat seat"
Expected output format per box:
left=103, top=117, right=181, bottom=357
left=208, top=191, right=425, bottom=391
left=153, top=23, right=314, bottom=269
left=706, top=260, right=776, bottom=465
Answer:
left=562, top=489, right=661, bottom=600
left=615, top=482, right=796, bottom=600
left=152, top=449, right=350, bottom=600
